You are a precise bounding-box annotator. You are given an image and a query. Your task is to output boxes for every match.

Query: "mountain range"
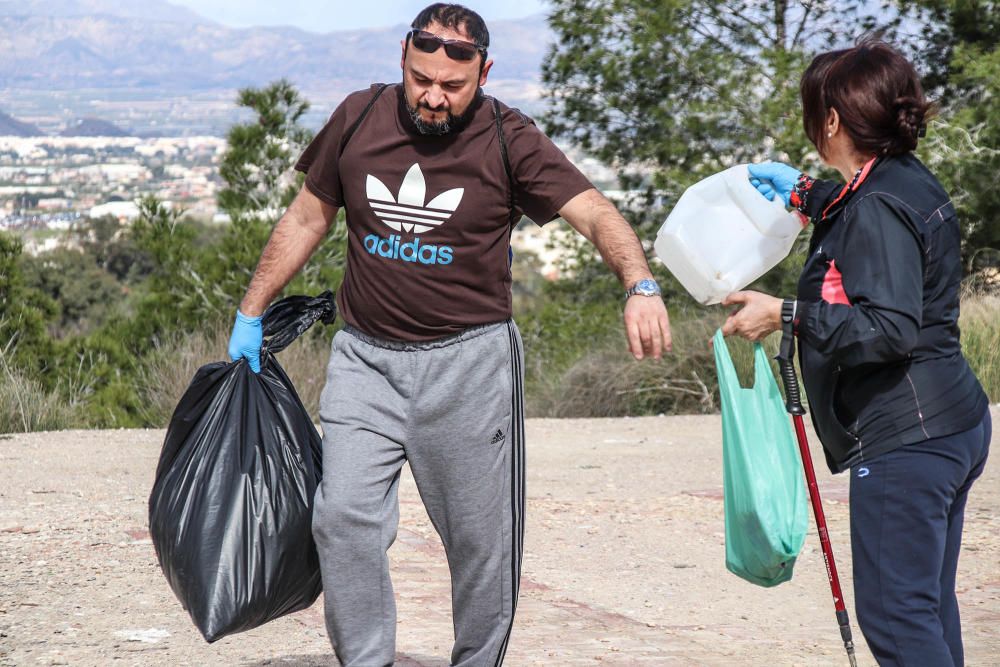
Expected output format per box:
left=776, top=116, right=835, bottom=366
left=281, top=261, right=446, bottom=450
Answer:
left=60, top=117, right=129, bottom=136
left=0, top=108, right=134, bottom=137
left=0, top=0, right=552, bottom=132
left=0, top=110, right=44, bottom=136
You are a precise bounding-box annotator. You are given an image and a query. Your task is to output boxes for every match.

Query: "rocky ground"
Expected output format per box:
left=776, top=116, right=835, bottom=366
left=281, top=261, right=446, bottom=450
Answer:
left=1, top=410, right=998, bottom=666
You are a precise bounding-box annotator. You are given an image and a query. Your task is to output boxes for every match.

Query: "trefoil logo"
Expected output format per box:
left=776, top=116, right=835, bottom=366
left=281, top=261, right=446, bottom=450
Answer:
left=366, top=163, right=463, bottom=234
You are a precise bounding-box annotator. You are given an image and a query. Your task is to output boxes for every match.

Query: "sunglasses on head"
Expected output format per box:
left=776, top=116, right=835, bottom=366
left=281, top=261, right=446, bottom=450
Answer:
left=406, top=29, right=486, bottom=62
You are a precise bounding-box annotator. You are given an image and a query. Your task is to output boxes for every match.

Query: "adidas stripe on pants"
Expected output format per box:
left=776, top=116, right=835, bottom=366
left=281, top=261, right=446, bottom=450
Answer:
left=311, top=320, right=526, bottom=667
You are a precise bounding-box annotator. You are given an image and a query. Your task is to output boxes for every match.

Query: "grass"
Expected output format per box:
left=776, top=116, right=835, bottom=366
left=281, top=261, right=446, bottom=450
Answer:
left=527, top=313, right=724, bottom=418
left=135, top=323, right=335, bottom=428
left=0, top=353, right=75, bottom=434
left=960, top=290, right=1000, bottom=402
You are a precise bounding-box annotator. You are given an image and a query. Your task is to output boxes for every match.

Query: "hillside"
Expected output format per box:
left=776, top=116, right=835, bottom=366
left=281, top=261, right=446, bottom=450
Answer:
left=0, top=0, right=211, bottom=24
left=0, top=110, right=44, bottom=136
left=0, top=2, right=549, bottom=97
left=59, top=116, right=129, bottom=137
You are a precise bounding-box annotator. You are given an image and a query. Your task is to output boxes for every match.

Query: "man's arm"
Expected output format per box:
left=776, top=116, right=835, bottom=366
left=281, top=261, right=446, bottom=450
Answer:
left=239, top=185, right=340, bottom=316
left=558, top=188, right=672, bottom=359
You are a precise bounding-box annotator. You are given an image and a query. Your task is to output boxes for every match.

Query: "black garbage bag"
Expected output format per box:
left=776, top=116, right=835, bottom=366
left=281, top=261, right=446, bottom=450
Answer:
left=148, top=291, right=336, bottom=642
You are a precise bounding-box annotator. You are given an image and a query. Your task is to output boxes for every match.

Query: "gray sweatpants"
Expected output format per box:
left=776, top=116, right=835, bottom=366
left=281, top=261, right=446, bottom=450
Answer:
left=312, top=320, right=525, bottom=667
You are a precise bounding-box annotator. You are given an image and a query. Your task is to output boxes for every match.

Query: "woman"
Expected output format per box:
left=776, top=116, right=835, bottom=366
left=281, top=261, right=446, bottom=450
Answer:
left=721, top=41, right=991, bottom=666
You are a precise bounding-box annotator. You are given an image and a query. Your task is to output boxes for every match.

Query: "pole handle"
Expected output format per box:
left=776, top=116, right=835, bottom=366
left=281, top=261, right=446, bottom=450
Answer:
left=775, top=319, right=806, bottom=416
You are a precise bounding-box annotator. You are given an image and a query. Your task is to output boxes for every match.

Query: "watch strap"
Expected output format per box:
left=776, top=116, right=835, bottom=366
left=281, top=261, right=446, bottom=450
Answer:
left=781, top=298, right=799, bottom=330
left=625, top=279, right=661, bottom=299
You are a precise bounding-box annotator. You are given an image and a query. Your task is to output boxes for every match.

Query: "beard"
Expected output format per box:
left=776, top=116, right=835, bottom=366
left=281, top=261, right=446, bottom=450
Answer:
left=405, top=96, right=477, bottom=136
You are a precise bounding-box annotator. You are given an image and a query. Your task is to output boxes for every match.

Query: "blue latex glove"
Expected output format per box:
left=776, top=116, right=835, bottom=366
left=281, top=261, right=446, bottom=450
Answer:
left=747, top=162, right=802, bottom=207
left=228, top=310, right=263, bottom=373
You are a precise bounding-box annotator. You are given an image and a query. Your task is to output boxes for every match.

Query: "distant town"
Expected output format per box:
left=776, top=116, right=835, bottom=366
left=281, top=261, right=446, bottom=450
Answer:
left=0, top=134, right=227, bottom=252
left=0, top=122, right=618, bottom=279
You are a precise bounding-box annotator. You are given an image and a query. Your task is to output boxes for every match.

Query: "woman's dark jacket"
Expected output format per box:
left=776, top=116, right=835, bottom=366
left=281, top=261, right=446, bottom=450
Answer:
left=793, top=153, right=988, bottom=474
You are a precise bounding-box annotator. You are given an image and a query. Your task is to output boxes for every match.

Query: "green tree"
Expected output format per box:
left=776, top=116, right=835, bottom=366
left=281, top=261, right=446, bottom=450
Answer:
left=542, top=1, right=900, bottom=208
left=99, top=80, right=349, bottom=347
left=539, top=0, right=909, bottom=305
left=195, top=80, right=348, bottom=321
left=218, top=79, right=313, bottom=218
left=905, top=0, right=1000, bottom=264
left=70, top=214, right=151, bottom=280
left=0, top=232, right=57, bottom=375
left=541, top=1, right=999, bottom=292
left=899, top=0, right=999, bottom=93
left=20, top=248, right=122, bottom=338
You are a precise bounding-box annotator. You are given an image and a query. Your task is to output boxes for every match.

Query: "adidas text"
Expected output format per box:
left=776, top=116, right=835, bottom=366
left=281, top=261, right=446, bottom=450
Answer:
left=362, top=234, right=454, bottom=266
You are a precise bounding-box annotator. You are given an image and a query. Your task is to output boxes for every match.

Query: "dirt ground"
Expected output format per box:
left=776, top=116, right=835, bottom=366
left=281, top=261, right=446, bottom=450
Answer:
left=1, top=409, right=997, bottom=666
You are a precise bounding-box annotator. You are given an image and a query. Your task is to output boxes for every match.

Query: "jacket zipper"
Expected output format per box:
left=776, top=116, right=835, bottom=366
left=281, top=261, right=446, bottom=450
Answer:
left=905, top=371, right=932, bottom=439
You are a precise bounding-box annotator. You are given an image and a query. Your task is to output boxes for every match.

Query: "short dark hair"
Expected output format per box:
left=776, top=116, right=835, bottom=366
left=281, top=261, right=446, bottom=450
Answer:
left=411, top=3, right=490, bottom=49
left=800, top=40, right=934, bottom=158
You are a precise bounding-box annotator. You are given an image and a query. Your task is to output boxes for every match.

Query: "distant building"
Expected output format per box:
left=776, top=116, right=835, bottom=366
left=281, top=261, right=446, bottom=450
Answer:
left=511, top=221, right=578, bottom=280
left=89, top=201, right=140, bottom=221
left=36, top=198, right=72, bottom=211
left=78, top=163, right=151, bottom=181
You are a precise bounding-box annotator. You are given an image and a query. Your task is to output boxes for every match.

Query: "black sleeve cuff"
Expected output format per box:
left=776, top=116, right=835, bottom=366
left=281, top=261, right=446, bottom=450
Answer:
left=800, top=179, right=841, bottom=221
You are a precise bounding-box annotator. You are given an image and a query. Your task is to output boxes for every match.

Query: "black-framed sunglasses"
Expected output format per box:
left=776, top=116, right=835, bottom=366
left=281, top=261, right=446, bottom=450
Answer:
left=406, top=29, right=487, bottom=62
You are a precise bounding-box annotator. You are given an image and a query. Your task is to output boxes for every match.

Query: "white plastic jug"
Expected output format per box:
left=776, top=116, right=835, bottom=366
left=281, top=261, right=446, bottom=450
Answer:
left=654, top=164, right=806, bottom=305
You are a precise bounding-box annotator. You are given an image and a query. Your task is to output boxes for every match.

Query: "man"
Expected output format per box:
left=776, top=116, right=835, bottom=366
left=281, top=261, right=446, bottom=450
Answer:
left=228, top=4, right=671, bottom=665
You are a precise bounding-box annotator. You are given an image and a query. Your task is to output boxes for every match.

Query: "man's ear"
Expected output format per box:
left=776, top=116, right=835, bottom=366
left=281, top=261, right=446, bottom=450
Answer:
left=479, top=59, right=493, bottom=87
left=400, top=39, right=407, bottom=71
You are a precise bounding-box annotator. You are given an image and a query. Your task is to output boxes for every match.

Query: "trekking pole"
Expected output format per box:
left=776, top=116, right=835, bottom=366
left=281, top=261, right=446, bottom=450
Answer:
left=775, top=321, right=858, bottom=667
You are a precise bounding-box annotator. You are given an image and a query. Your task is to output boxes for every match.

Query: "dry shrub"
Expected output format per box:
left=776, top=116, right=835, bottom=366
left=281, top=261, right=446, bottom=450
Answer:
left=135, top=324, right=229, bottom=427
left=0, top=354, right=74, bottom=433
left=528, top=315, right=731, bottom=418
left=959, top=288, right=1000, bottom=402
left=524, top=304, right=804, bottom=419
left=136, top=324, right=334, bottom=428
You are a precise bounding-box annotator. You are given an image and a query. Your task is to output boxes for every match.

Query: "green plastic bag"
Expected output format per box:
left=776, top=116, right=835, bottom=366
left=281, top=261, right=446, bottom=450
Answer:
left=713, top=329, right=808, bottom=587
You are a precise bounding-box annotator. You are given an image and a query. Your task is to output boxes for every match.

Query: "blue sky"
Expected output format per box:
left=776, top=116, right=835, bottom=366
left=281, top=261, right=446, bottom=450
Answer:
left=168, top=0, right=549, bottom=32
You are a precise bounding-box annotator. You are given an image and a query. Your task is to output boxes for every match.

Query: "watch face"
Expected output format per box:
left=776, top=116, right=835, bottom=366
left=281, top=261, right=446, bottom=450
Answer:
left=631, top=279, right=660, bottom=296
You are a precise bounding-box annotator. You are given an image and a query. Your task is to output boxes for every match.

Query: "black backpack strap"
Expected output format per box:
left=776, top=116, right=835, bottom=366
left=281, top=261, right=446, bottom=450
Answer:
left=333, top=83, right=387, bottom=202
left=491, top=96, right=518, bottom=223
left=339, top=83, right=388, bottom=158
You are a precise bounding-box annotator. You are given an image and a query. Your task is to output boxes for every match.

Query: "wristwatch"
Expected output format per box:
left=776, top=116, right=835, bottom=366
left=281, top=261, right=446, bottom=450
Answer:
left=625, top=278, right=661, bottom=299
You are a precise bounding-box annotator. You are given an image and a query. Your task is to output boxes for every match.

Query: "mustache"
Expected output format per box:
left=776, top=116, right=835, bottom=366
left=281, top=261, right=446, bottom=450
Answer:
left=416, top=101, right=448, bottom=113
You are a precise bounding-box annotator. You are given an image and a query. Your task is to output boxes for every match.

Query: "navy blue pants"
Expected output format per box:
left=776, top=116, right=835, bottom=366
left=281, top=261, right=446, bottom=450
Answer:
left=849, top=409, right=992, bottom=666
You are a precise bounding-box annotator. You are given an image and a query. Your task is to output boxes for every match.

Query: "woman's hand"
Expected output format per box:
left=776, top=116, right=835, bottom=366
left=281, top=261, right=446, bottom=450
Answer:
left=748, top=162, right=802, bottom=207
left=721, top=291, right=783, bottom=341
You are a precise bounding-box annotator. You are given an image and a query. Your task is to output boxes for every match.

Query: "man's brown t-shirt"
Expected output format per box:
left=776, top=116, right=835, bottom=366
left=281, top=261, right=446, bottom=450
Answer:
left=294, top=84, right=593, bottom=341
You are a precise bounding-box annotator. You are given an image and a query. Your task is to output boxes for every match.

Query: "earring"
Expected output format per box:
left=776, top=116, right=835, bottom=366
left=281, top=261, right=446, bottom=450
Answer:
left=827, top=132, right=832, bottom=137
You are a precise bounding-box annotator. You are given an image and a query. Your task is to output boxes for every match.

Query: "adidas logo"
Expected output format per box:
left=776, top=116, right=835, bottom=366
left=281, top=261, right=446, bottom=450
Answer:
left=490, top=430, right=505, bottom=444
left=362, top=233, right=453, bottom=265
left=366, top=163, right=463, bottom=234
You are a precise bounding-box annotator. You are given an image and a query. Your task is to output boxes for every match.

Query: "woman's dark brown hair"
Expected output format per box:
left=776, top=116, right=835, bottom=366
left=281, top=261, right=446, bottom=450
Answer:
left=800, top=40, right=934, bottom=158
